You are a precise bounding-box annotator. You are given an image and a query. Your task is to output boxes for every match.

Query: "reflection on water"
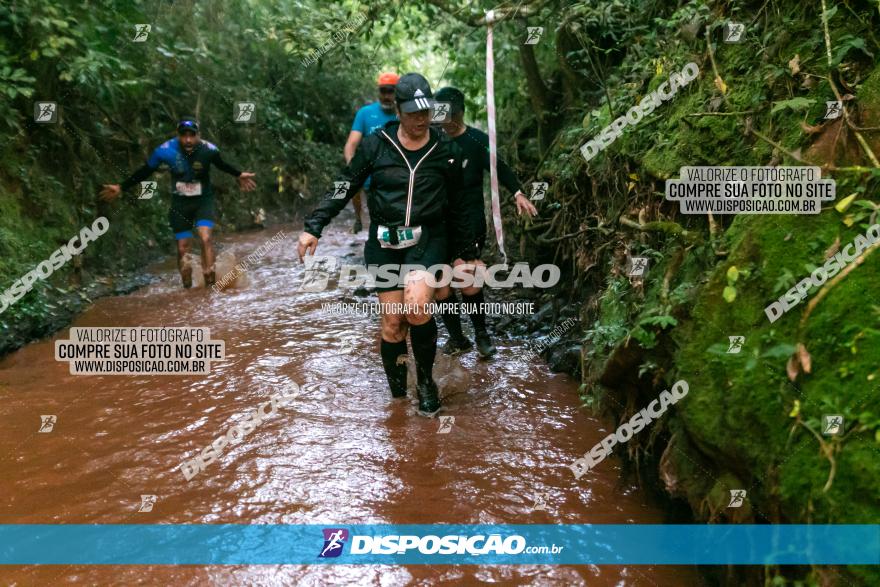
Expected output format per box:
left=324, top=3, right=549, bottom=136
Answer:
left=0, top=221, right=700, bottom=586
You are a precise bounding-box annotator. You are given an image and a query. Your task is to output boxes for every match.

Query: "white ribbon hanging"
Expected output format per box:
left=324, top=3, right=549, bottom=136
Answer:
left=485, top=10, right=507, bottom=264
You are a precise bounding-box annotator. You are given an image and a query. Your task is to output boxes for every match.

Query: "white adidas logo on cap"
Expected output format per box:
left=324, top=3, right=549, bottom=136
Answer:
left=411, top=85, right=431, bottom=110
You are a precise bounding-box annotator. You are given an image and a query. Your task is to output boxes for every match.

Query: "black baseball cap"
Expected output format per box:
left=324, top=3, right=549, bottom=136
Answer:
left=395, top=73, right=435, bottom=113
left=177, top=118, right=199, bottom=133
left=435, top=87, right=465, bottom=114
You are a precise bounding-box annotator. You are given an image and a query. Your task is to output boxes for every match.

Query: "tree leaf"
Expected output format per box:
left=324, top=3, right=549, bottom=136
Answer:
left=762, top=343, right=797, bottom=359
left=722, top=285, right=737, bottom=303
left=834, top=193, right=858, bottom=213
left=771, top=97, right=816, bottom=114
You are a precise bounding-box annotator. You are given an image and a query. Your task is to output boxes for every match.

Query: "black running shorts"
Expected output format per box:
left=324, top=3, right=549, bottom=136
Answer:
left=169, top=195, right=216, bottom=239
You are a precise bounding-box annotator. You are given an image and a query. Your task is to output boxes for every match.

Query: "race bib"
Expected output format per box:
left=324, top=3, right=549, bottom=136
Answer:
left=175, top=181, right=202, bottom=197
left=377, top=225, right=422, bottom=249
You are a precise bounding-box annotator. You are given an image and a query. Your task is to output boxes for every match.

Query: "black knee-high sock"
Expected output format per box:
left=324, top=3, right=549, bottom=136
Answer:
left=380, top=339, right=408, bottom=395
left=409, top=318, right=438, bottom=385
left=435, top=290, right=465, bottom=340
left=462, top=289, right=487, bottom=335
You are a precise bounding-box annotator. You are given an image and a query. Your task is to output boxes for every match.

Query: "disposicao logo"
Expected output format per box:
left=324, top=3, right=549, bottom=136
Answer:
left=319, top=528, right=349, bottom=558
left=315, top=530, right=562, bottom=558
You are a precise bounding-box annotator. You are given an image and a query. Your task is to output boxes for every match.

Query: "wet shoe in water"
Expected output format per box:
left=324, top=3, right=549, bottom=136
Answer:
left=204, top=271, right=216, bottom=288
left=475, top=332, right=497, bottom=359
left=442, top=335, right=473, bottom=356
left=180, top=266, right=193, bottom=289
left=390, top=379, right=407, bottom=399
left=351, top=218, right=363, bottom=234
left=416, top=380, right=441, bottom=416
left=388, top=356, right=408, bottom=399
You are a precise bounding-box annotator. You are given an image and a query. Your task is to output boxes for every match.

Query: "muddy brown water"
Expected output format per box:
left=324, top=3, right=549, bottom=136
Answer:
left=0, top=221, right=701, bottom=586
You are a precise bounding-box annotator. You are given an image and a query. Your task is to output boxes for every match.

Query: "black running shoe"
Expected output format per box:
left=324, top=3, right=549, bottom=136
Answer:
left=475, top=332, right=497, bottom=358
left=352, top=218, right=363, bottom=234
left=442, top=336, right=473, bottom=356
left=417, top=380, right=441, bottom=416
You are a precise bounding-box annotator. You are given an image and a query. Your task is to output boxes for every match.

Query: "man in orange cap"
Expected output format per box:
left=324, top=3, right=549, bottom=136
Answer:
left=343, top=72, right=400, bottom=233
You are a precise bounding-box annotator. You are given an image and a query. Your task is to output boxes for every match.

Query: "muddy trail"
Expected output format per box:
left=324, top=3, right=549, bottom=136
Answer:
left=0, top=219, right=700, bottom=586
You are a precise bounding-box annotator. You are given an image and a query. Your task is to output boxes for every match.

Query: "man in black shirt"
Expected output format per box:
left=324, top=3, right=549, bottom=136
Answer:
left=433, top=87, right=537, bottom=358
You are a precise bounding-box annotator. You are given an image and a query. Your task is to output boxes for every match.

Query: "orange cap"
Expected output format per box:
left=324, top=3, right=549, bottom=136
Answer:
left=377, top=72, right=400, bottom=86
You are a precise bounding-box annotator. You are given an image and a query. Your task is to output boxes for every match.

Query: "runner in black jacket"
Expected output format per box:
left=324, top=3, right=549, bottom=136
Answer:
left=432, top=87, right=537, bottom=358
left=297, top=73, right=475, bottom=416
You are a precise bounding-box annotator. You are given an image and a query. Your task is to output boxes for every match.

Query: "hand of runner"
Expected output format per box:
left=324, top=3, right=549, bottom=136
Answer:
left=514, top=191, right=538, bottom=217
left=238, top=172, right=257, bottom=192
left=99, top=184, right=121, bottom=202
left=297, top=232, right=318, bottom=261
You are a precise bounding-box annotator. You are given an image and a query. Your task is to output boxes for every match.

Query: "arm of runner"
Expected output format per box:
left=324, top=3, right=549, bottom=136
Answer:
left=344, top=106, right=368, bottom=164
left=299, top=135, right=376, bottom=256
left=102, top=160, right=158, bottom=201
left=211, top=150, right=256, bottom=191
left=297, top=232, right=318, bottom=261
left=496, top=157, right=523, bottom=197
left=514, top=191, right=538, bottom=217
left=343, top=130, right=363, bottom=165
left=105, top=145, right=168, bottom=201
left=236, top=172, right=257, bottom=191
left=445, top=143, right=479, bottom=261
left=476, top=130, right=535, bottom=217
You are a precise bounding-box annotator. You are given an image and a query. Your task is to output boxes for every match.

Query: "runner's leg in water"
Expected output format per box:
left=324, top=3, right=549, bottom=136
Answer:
left=378, top=289, right=409, bottom=399
left=458, top=260, right=496, bottom=358
left=435, top=282, right=472, bottom=355
left=437, top=259, right=496, bottom=358
left=169, top=194, right=218, bottom=288
left=175, top=235, right=194, bottom=288
left=351, top=190, right=364, bottom=234
left=404, top=270, right=439, bottom=414
left=196, top=222, right=216, bottom=287
left=407, top=269, right=441, bottom=414
left=378, top=269, right=441, bottom=415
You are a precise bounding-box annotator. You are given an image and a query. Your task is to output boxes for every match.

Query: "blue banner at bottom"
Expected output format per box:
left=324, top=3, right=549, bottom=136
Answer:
left=0, top=525, right=877, bottom=565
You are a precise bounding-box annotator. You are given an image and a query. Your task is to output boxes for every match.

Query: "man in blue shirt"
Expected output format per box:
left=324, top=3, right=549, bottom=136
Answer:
left=100, top=118, right=256, bottom=288
left=343, top=72, right=399, bottom=233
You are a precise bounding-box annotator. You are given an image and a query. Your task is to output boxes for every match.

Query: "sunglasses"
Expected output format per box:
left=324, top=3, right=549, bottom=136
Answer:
left=378, top=87, right=396, bottom=95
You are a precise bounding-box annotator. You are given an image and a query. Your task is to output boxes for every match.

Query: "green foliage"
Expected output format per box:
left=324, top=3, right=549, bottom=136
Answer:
left=505, top=0, right=880, bottom=582
left=675, top=212, right=880, bottom=551
left=770, top=97, right=816, bottom=114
